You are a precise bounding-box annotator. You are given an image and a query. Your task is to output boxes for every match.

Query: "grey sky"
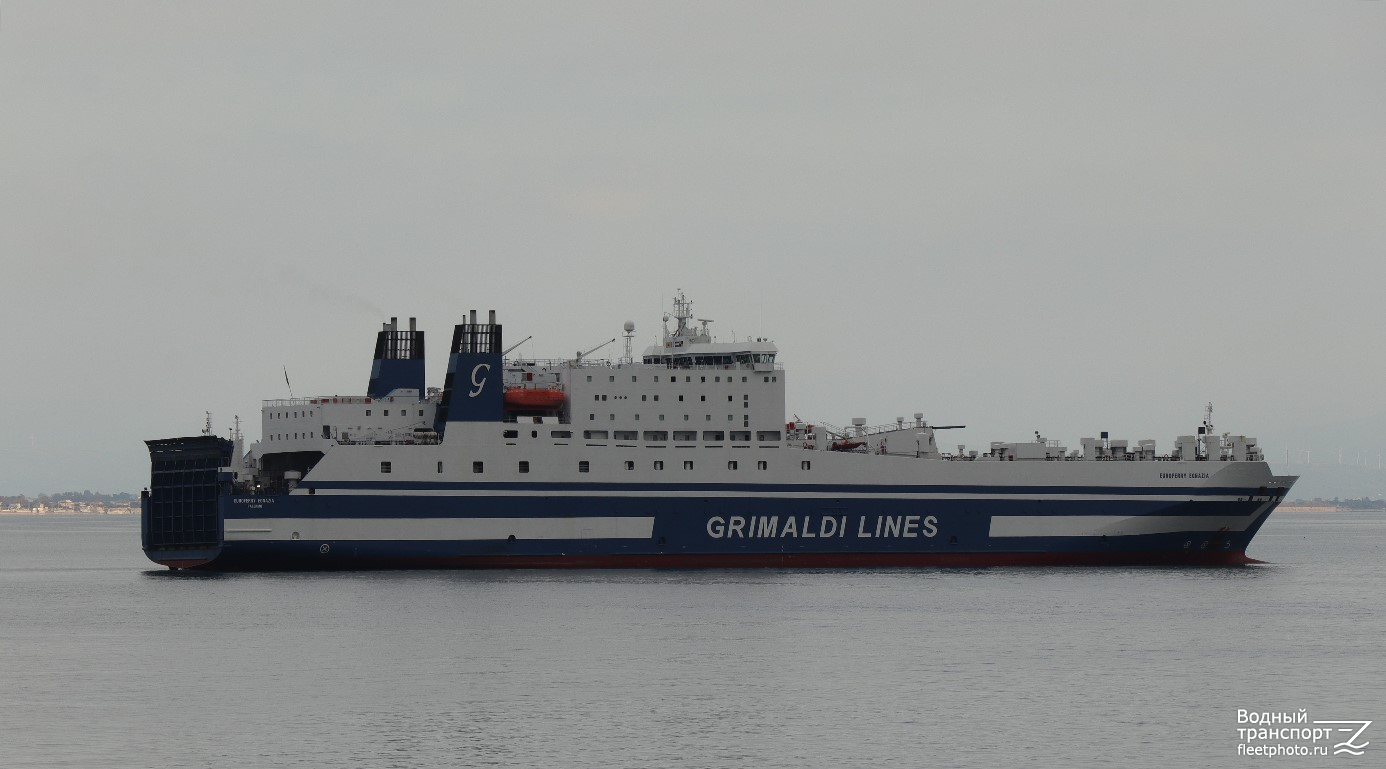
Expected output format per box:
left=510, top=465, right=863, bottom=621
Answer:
left=1, top=1, right=1383, bottom=496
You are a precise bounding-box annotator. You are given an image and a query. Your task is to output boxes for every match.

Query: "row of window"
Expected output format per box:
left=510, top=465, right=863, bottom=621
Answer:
left=269, top=410, right=315, bottom=419
left=272, top=408, right=426, bottom=419
left=579, top=430, right=782, bottom=442
left=586, top=374, right=779, bottom=384
left=589, top=413, right=751, bottom=423
left=381, top=459, right=813, bottom=474
left=594, top=394, right=750, bottom=403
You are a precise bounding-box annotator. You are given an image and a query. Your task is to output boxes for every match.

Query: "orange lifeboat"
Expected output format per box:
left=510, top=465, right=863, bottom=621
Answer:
left=504, top=387, right=566, bottom=410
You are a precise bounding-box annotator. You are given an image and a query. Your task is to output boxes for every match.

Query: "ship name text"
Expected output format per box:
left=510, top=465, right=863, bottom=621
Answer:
left=706, top=514, right=938, bottom=539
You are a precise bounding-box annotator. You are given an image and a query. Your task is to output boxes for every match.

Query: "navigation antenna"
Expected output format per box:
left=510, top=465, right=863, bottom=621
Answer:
left=621, top=321, right=636, bottom=364
left=202, top=412, right=212, bottom=436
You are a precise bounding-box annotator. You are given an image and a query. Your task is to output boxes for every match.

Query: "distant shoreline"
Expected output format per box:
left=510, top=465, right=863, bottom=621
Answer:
left=0, top=507, right=139, bottom=516
left=1278, top=505, right=1384, bottom=513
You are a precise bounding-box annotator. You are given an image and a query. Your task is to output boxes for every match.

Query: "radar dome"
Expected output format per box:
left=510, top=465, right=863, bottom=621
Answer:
left=623, top=320, right=636, bottom=333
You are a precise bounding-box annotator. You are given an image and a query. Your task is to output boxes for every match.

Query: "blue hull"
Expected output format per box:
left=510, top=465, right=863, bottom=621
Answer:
left=142, top=484, right=1278, bottom=570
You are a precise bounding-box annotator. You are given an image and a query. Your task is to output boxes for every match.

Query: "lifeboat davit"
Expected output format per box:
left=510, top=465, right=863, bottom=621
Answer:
left=504, top=387, right=566, bottom=410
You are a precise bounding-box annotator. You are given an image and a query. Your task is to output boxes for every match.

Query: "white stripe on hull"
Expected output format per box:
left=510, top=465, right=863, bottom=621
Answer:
left=224, top=516, right=655, bottom=542
left=297, top=489, right=1248, bottom=502
left=988, top=513, right=1256, bottom=538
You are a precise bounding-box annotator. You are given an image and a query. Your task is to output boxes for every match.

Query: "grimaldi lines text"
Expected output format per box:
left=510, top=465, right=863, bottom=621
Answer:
left=141, top=292, right=1295, bottom=570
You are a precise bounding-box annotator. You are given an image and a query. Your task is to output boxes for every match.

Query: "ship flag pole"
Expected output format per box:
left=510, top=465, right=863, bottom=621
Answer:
left=284, top=366, right=295, bottom=399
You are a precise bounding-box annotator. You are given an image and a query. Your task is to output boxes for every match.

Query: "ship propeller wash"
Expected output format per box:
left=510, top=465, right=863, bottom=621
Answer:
left=142, top=292, right=1295, bottom=570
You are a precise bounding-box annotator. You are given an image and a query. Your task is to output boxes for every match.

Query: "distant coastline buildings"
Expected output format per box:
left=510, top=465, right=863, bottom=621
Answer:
left=0, top=492, right=139, bottom=515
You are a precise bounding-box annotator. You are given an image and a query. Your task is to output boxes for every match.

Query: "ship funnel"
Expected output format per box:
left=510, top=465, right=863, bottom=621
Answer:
left=366, top=316, right=426, bottom=398
left=435, top=310, right=504, bottom=430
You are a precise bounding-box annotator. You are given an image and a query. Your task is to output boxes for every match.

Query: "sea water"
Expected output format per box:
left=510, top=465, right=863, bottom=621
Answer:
left=1, top=511, right=1381, bottom=768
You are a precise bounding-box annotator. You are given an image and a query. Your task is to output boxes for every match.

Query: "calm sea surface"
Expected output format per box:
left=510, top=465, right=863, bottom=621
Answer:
left=1, top=511, right=1381, bottom=768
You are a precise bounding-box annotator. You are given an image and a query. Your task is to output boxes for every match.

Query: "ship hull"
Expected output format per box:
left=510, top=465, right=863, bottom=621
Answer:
left=143, top=481, right=1284, bottom=570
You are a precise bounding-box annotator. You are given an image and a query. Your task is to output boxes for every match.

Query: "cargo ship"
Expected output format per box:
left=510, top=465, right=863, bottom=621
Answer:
left=141, top=292, right=1295, bottom=570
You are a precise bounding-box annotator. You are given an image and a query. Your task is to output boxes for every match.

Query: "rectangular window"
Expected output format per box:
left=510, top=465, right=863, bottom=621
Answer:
left=614, top=430, right=638, bottom=440
left=503, top=430, right=518, bottom=438
left=801, top=460, right=811, bottom=471
left=730, top=431, right=751, bottom=442
left=551, top=430, right=572, bottom=439
left=702, top=431, right=725, bottom=441
left=643, top=430, right=668, bottom=441
left=624, top=460, right=635, bottom=470
left=583, top=430, right=609, bottom=440
left=609, top=375, right=615, bottom=382
left=642, top=395, right=647, bottom=401
left=673, top=431, right=697, bottom=442
left=437, top=461, right=443, bottom=474
left=380, top=461, right=392, bottom=474
left=366, top=409, right=372, bottom=416
left=683, top=460, right=694, bottom=470
left=384, top=409, right=389, bottom=416
left=727, top=460, right=738, bottom=470
left=756, top=431, right=782, bottom=442
left=419, top=410, right=424, bottom=416
left=586, top=375, right=592, bottom=382
left=653, top=460, right=664, bottom=470
left=473, top=461, right=484, bottom=474
left=518, top=461, right=530, bottom=474
left=579, top=461, right=590, bottom=473
left=632, top=376, right=637, bottom=382
left=757, top=461, right=768, bottom=471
